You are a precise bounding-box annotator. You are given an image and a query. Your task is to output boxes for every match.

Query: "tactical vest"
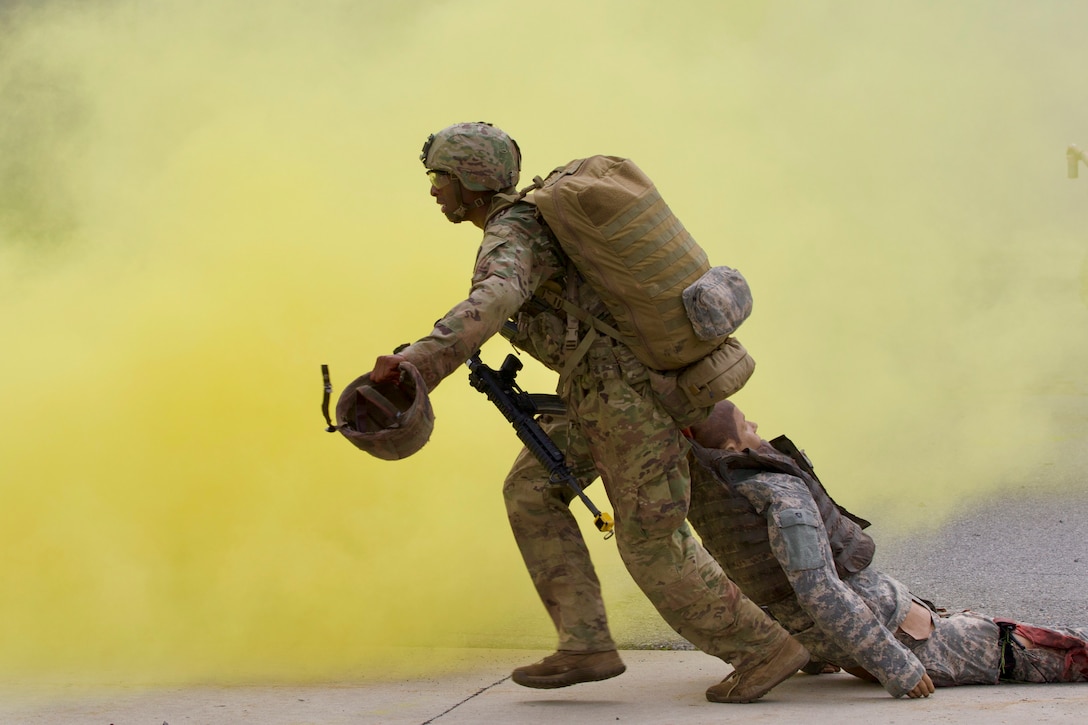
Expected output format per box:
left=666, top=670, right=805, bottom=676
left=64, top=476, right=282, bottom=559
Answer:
left=687, top=437, right=875, bottom=610
left=688, top=458, right=797, bottom=611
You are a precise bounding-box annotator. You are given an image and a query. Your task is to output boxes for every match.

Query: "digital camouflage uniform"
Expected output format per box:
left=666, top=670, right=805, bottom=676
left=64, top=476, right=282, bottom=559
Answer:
left=398, top=201, right=794, bottom=672
left=686, top=436, right=1088, bottom=694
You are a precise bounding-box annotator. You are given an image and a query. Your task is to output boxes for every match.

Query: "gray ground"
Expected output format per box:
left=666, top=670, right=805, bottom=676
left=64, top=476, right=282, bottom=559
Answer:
left=875, top=466, right=1088, bottom=630
left=869, top=378, right=1088, bottom=628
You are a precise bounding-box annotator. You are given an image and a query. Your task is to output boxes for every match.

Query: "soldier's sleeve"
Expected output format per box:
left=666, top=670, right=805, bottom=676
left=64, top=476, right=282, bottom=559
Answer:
left=398, top=230, right=544, bottom=391
left=735, top=473, right=928, bottom=698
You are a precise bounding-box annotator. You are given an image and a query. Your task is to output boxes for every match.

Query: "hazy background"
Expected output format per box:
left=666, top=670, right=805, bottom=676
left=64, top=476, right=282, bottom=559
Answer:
left=2, top=0, right=1086, bottom=684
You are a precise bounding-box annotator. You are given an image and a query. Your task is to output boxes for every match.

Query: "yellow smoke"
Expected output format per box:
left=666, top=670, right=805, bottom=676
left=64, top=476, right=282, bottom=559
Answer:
left=1, top=0, right=1086, bottom=684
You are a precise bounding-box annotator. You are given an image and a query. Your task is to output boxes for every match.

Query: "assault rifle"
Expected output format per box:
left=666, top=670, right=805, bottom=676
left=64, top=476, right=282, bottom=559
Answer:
left=466, top=351, right=615, bottom=536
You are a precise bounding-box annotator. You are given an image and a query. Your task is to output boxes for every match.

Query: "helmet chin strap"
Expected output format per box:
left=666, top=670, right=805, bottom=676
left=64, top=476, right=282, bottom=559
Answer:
left=446, top=177, right=487, bottom=224
left=446, top=177, right=468, bottom=223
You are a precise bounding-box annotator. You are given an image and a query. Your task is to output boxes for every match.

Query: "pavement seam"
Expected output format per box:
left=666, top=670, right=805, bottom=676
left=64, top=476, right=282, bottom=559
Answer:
left=419, top=675, right=511, bottom=724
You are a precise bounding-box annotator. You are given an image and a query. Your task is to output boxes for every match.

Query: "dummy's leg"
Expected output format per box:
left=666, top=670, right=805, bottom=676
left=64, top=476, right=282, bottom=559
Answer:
left=503, top=414, right=625, bottom=688
left=571, top=373, right=807, bottom=702
left=998, top=621, right=1088, bottom=683
left=892, top=610, right=1088, bottom=686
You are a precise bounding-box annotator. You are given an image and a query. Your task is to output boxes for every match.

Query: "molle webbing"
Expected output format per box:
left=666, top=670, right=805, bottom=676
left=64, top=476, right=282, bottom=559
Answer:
left=525, top=156, right=720, bottom=371
left=744, top=441, right=875, bottom=576
left=688, top=459, right=798, bottom=610
left=692, top=441, right=876, bottom=579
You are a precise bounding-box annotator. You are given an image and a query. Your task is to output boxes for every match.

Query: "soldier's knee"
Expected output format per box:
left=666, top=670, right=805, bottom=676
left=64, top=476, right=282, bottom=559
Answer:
left=504, top=473, right=574, bottom=517
left=502, top=473, right=527, bottom=503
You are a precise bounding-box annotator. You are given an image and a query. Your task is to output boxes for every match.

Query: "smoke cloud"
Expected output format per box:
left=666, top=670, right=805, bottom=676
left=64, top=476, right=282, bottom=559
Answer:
left=1, top=0, right=1086, bottom=683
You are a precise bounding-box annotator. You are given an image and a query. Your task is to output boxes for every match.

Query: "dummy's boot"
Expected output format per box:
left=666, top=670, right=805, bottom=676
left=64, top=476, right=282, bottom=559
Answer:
left=511, top=649, right=626, bottom=689
left=705, top=636, right=809, bottom=703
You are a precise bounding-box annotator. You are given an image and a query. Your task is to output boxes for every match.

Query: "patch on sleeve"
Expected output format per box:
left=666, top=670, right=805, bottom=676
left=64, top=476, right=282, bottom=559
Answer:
left=773, top=507, right=823, bottom=571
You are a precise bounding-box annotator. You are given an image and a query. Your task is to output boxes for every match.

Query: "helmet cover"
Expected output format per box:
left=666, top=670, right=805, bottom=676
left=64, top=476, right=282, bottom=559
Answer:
left=682, top=266, right=754, bottom=341
left=420, top=121, right=521, bottom=191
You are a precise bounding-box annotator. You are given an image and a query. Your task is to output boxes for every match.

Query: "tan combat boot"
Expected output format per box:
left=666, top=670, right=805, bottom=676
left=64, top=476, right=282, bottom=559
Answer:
left=511, top=649, right=627, bottom=689
left=705, top=636, right=809, bottom=703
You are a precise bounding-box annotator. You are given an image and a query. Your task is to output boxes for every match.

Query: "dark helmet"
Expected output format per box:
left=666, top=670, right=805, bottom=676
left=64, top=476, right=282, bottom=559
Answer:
left=420, top=121, right=521, bottom=191
left=335, top=361, right=434, bottom=460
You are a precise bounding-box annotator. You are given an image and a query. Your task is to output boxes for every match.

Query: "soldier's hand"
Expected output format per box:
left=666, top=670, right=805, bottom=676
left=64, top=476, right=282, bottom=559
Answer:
left=372, top=354, right=407, bottom=384
left=906, top=672, right=935, bottom=698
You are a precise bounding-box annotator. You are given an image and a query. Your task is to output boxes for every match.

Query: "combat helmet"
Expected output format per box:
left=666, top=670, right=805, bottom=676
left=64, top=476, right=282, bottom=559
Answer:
left=420, top=122, right=521, bottom=191
left=335, top=361, right=434, bottom=460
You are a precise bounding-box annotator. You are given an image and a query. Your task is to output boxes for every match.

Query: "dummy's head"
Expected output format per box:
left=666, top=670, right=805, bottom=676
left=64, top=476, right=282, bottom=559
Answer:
left=689, top=400, right=766, bottom=452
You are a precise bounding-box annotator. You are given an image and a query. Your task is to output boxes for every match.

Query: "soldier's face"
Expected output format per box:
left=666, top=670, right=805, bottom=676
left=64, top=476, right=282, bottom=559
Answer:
left=429, top=172, right=462, bottom=222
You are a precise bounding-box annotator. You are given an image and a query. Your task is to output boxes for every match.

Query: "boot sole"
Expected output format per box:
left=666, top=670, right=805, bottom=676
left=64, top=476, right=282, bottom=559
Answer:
left=511, top=663, right=627, bottom=689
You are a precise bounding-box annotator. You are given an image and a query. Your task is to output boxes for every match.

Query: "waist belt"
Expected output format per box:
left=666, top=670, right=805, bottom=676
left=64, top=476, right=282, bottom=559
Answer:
left=998, top=622, right=1018, bottom=680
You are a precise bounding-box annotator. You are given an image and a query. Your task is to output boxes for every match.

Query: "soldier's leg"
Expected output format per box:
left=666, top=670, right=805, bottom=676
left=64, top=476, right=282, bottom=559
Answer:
left=502, top=414, right=615, bottom=653
left=570, top=369, right=804, bottom=691
left=503, top=414, right=626, bottom=689
left=907, top=613, right=1088, bottom=685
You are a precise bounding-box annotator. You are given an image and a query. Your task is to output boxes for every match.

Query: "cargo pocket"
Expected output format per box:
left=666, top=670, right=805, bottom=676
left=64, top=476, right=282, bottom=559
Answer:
left=773, top=507, right=824, bottom=572
left=632, top=463, right=690, bottom=538
left=645, top=368, right=712, bottom=428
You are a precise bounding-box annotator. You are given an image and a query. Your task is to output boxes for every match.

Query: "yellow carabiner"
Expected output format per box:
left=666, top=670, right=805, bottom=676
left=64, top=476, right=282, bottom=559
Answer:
left=595, top=511, right=615, bottom=539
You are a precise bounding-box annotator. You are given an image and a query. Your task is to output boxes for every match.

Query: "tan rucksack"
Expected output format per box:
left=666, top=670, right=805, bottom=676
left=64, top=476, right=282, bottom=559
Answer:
left=521, top=155, right=755, bottom=408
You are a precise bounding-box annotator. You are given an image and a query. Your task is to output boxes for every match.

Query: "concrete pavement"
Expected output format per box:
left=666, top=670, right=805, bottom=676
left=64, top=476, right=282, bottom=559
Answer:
left=2, top=647, right=1086, bottom=724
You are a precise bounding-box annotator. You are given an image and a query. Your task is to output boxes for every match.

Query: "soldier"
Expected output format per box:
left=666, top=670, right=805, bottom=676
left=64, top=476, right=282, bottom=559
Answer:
left=367, top=122, right=808, bottom=703
left=685, top=400, right=1088, bottom=697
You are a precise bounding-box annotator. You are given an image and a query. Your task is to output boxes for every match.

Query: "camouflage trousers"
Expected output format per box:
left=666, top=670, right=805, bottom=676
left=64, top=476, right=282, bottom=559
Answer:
left=895, top=609, right=1000, bottom=686
left=896, top=610, right=1088, bottom=685
left=502, top=341, right=791, bottom=670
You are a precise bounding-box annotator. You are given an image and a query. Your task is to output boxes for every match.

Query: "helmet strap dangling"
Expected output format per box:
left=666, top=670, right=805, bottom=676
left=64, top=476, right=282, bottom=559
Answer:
left=447, top=177, right=468, bottom=223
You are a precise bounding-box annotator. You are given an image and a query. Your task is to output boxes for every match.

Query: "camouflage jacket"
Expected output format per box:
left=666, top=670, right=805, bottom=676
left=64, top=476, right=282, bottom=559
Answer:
left=399, top=201, right=613, bottom=391
left=688, top=443, right=924, bottom=696
left=692, top=442, right=876, bottom=578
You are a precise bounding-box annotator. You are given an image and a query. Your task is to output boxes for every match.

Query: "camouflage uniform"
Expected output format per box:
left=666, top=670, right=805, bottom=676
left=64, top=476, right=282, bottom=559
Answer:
left=833, top=566, right=1088, bottom=686
left=399, top=202, right=793, bottom=671
left=703, top=466, right=925, bottom=697
left=686, top=440, right=1088, bottom=693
